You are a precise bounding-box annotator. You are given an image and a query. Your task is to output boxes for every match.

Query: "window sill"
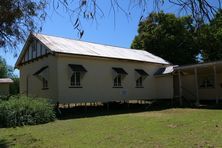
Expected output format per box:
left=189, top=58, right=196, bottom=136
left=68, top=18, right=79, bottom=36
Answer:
left=42, top=88, right=49, bottom=90
left=135, top=86, right=144, bottom=88
left=69, top=86, right=82, bottom=88
left=113, top=86, right=123, bottom=88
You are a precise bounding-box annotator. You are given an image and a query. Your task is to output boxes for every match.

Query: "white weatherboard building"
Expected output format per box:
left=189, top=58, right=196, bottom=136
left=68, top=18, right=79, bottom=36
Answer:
left=15, top=33, right=174, bottom=104
left=15, top=33, right=222, bottom=105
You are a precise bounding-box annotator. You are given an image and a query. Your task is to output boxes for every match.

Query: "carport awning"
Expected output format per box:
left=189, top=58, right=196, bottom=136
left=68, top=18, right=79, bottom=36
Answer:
left=135, top=69, right=149, bottom=76
left=112, top=67, right=128, bottom=75
left=69, top=64, right=87, bottom=72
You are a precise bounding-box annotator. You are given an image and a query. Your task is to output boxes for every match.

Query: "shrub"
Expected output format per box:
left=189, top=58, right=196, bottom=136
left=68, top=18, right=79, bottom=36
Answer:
left=0, top=95, right=55, bottom=127
left=9, top=77, right=20, bottom=95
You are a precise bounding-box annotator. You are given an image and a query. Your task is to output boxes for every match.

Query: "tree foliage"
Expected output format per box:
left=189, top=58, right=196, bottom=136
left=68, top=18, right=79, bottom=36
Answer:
left=0, top=56, right=15, bottom=78
left=0, top=56, right=8, bottom=78
left=0, top=56, right=19, bottom=94
left=0, top=0, right=221, bottom=51
left=131, top=12, right=199, bottom=65
left=198, top=10, right=222, bottom=61
left=0, top=0, right=46, bottom=50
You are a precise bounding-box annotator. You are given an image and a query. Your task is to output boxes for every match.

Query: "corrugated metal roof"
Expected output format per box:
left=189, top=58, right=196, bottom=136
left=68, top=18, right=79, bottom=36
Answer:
left=33, top=33, right=169, bottom=65
left=0, top=78, right=13, bottom=83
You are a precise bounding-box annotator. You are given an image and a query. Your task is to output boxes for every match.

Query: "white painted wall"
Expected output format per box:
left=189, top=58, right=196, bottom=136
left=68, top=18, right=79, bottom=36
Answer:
left=155, top=75, right=173, bottom=99
left=56, top=54, right=168, bottom=103
left=19, top=55, right=58, bottom=102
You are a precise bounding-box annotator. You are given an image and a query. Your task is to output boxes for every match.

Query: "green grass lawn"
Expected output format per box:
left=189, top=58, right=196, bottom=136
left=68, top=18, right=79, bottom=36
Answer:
left=0, top=108, right=222, bottom=148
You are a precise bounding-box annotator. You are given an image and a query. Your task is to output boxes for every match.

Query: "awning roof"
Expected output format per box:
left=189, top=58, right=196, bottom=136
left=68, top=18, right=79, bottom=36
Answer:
left=112, top=67, right=128, bottom=75
left=135, top=69, right=149, bottom=76
left=69, top=64, right=87, bottom=72
left=175, top=60, right=222, bottom=70
left=33, top=66, right=48, bottom=75
left=154, top=66, right=176, bottom=76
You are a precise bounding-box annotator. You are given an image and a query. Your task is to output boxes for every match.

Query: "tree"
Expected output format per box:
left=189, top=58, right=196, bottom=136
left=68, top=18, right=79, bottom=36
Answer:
left=198, top=10, right=222, bottom=61
left=0, top=56, right=14, bottom=78
left=9, top=77, right=19, bottom=95
left=0, top=56, right=19, bottom=94
left=0, top=56, right=8, bottom=78
left=0, top=0, right=46, bottom=51
left=0, top=0, right=221, bottom=51
left=131, top=12, right=199, bottom=65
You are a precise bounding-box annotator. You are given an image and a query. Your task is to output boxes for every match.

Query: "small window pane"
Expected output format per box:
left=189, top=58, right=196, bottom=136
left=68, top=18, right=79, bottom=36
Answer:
left=136, top=77, right=143, bottom=87
left=199, top=75, right=214, bottom=88
left=114, top=75, right=121, bottom=87
left=70, top=72, right=81, bottom=87
left=42, top=78, right=48, bottom=89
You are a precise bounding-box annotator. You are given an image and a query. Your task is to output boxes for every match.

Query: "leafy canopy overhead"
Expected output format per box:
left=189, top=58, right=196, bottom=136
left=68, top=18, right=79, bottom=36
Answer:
left=0, top=0, right=46, bottom=51
left=0, top=0, right=221, bottom=51
left=131, top=12, right=199, bottom=65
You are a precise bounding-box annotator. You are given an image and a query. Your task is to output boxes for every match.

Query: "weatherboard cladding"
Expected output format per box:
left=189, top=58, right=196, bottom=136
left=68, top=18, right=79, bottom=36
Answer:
left=30, top=33, right=169, bottom=65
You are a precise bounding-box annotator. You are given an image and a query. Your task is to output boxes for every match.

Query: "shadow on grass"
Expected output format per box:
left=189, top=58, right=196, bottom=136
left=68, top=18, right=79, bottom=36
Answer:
left=0, top=139, right=10, bottom=148
left=57, top=100, right=222, bottom=120
left=58, top=100, right=176, bottom=120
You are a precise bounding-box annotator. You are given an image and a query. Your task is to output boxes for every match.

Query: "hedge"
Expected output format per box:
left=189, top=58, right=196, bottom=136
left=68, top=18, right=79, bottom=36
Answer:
left=0, top=95, right=56, bottom=127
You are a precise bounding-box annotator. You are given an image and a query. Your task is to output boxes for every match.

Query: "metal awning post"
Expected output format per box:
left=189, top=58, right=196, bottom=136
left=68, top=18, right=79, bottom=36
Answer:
left=213, top=65, right=219, bottom=104
left=178, top=70, right=183, bottom=106
left=194, top=68, right=199, bottom=106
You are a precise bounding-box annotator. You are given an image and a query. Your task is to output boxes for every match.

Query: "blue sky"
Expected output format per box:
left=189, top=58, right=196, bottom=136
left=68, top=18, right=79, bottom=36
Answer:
left=0, top=1, right=219, bottom=76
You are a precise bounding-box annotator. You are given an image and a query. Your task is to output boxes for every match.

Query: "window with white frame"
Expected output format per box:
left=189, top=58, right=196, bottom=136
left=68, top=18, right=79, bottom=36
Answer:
left=42, top=77, right=48, bottom=89
left=71, top=71, right=81, bottom=87
left=68, top=64, right=87, bottom=88
left=33, top=66, right=49, bottom=90
left=136, top=77, right=143, bottom=87
left=135, top=69, right=148, bottom=88
left=112, top=67, right=128, bottom=88
left=114, top=74, right=122, bottom=87
left=199, top=74, right=214, bottom=88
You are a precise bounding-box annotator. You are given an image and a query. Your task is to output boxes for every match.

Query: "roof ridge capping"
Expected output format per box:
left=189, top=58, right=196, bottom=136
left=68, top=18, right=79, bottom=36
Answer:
left=33, top=33, right=145, bottom=51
